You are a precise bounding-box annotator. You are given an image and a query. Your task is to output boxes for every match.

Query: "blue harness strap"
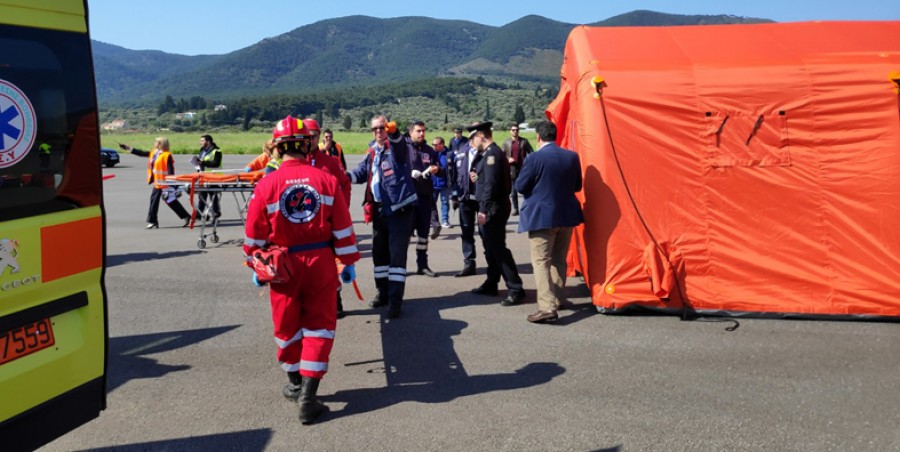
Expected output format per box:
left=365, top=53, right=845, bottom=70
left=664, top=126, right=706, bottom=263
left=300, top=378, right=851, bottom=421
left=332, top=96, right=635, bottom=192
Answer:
left=288, top=241, right=331, bottom=253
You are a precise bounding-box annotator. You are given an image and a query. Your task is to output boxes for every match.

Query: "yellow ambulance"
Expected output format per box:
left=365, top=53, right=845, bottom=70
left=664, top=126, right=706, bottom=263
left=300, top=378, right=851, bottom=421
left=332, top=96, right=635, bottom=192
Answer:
left=0, top=1, right=108, bottom=449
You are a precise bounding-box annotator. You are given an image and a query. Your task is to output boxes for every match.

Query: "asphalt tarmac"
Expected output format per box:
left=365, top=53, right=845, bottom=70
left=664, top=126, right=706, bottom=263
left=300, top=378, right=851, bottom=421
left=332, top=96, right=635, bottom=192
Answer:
left=43, top=154, right=900, bottom=451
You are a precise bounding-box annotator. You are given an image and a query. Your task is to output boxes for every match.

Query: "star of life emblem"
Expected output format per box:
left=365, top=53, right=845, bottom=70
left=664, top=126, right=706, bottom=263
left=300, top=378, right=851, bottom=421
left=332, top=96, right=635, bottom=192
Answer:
left=0, top=79, right=37, bottom=169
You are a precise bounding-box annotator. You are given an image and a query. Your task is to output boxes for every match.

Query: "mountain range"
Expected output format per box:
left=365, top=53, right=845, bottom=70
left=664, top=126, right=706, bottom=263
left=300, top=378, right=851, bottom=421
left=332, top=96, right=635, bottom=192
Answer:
left=92, top=10, right=772, bottom=105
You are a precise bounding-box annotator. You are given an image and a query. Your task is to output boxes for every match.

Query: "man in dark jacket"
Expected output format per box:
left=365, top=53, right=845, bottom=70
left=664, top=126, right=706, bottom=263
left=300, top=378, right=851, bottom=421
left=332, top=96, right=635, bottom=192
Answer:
left=449, top=126, right=468, bottom=152
left=431, top=136, right=454, bottom=232
left=515, top=121, right=584, bottom=323
left=405, top=120, right=443, bottom=277
left=450, top=140, right=479, bottom=277
left=467, top=121, right=525, bottom=307
left=501, top=124, right=533, bottom=216
left=197, top=134, right=222, bottom=219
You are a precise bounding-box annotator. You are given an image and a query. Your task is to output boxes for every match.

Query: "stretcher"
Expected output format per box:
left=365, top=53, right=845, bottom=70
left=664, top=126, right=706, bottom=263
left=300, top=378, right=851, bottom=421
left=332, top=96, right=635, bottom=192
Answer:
left=161, top=170, right=264, bottom=248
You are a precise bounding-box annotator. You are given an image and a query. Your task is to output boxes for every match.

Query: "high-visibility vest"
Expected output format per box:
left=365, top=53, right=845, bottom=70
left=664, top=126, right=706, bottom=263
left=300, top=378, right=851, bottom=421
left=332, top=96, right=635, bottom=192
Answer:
left=319, top=142, right=343, bottom=162
left=265, top=157, right=282, bottom=173
left=147, top=149, right=172, bottom=188
left=200, top=147, right=222, bottom=171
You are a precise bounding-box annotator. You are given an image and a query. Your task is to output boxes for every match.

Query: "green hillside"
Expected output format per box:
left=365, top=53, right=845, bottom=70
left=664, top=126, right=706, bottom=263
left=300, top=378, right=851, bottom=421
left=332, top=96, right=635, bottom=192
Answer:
left=93, top=10, right=772, bottom=106
left=594, top=10, right=773, bottom=26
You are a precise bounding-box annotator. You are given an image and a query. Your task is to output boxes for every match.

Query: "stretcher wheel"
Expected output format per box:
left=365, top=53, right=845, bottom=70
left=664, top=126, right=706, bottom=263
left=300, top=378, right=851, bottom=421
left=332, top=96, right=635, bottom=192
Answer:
left=211, top=234, right=219, bottom=244
left=198, top=239, right=207, bottom=249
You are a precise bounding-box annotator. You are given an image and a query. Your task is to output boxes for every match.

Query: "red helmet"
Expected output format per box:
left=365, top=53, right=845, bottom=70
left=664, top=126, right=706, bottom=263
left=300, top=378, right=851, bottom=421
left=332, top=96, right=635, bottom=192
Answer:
left=302, top=118, right=320, bottom=133
left=272, top=115, right=310, bottom=143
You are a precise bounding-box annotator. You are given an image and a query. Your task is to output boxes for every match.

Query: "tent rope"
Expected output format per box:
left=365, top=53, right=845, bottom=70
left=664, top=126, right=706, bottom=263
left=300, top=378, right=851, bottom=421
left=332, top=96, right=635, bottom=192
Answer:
left=595, top=84, right=738, bottom=332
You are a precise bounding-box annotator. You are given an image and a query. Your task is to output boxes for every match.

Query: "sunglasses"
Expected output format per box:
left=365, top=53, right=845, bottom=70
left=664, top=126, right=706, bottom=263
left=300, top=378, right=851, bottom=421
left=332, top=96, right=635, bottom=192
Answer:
left=371, top=126, right=386, bottom=132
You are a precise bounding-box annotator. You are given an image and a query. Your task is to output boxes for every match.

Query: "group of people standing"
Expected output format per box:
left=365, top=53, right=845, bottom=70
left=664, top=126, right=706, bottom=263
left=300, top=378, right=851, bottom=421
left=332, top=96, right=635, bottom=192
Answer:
left=348, top=117, right=584, bottom=325
left=123, top=116, right=584, bottom=426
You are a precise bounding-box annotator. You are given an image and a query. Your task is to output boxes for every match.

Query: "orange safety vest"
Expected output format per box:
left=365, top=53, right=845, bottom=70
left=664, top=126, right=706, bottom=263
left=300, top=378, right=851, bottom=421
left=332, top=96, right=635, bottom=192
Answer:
left=146, top=149, right=173, bottom=188
left=319, top=142, right=345, bottom=169
left=245, top=153, right=271, bottom=172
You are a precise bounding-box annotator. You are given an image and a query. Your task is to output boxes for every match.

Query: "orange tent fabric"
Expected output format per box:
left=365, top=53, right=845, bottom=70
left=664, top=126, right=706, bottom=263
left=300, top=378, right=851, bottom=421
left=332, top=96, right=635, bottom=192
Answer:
left=547, top=21, right=900, bottom=319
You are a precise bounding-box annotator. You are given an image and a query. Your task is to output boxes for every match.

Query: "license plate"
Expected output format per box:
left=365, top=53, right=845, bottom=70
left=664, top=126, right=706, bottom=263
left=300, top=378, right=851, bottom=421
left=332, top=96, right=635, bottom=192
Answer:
left=0, top=319, right=56, bottom=365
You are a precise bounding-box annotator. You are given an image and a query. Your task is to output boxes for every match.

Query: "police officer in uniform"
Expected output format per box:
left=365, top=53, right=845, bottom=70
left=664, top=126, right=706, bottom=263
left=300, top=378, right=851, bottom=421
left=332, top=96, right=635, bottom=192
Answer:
left=466, top=121, right=526, bottom=306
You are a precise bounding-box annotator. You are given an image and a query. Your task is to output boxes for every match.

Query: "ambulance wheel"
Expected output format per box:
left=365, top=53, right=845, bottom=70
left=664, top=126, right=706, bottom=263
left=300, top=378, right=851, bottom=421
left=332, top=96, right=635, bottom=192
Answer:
left=198, top=239, right=206, bottom=249
left=211, top=234, right=219, bottom=244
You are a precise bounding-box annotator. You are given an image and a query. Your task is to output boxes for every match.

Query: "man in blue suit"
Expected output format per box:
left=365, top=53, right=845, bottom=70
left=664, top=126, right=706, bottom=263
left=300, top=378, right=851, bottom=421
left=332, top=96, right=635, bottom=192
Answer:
left=514, top=121, right=585, bottom=323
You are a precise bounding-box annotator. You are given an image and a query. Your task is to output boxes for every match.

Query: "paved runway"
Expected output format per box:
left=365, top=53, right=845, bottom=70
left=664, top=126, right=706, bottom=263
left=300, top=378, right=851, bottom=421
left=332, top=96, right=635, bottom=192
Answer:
left=43, top=154, right=900, bottom=451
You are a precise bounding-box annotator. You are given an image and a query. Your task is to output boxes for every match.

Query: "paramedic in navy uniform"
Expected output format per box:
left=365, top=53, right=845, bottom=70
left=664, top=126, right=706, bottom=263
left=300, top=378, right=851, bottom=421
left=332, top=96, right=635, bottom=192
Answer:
left=347, top=116, right=418, bottom=319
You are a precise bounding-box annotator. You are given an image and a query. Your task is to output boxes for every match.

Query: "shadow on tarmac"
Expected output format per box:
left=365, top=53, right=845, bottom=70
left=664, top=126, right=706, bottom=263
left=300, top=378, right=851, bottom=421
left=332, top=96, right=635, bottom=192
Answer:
left=107, top=250, right=205, bottom=267
left=81, top=428, right=272, bottom=452
left=321, top=291, right=566, bottom=420
left=107, top=325, right=240, bottom=392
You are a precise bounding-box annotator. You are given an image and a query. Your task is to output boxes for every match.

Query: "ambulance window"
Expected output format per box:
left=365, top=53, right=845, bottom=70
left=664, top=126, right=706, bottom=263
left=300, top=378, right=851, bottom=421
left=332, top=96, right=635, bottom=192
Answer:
left=0, top=25, right=99, bottom=221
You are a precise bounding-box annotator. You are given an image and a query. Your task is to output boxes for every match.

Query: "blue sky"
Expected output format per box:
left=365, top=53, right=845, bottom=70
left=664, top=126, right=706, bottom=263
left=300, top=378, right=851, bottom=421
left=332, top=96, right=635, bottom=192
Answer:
left=88, top=0, right=900, bottom=55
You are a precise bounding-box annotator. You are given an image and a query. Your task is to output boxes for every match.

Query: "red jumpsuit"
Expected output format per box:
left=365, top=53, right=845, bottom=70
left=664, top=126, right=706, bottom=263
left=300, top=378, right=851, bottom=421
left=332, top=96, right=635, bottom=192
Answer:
left=309, top=147, right=353, bottom=312
left=243, top=158, right=360, bottom=379
left=309, top=150, right=351, bottom=204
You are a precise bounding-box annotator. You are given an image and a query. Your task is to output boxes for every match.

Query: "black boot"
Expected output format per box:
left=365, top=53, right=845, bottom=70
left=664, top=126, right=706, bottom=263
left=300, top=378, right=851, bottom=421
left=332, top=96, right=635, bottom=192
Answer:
left=282, top=371, right=302, bottom=401
left=455, top=264, right=476, bottom=277
left=369, top=296, right=387, bottom=308
left=369, top=279, right=388, bottom=308
left=298, top=377, right=327, bottom=424
left=388, top=302, right=402, bottom=319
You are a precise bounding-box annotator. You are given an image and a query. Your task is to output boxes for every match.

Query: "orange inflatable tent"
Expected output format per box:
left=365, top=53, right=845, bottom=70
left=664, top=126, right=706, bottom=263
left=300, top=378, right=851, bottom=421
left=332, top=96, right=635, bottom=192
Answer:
left=547, top=21, right=900, bottom=319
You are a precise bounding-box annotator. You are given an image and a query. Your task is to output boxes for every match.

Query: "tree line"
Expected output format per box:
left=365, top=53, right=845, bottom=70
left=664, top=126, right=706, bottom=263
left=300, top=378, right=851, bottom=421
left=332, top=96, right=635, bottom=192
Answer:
left=152, top=77, right=557, bottom=131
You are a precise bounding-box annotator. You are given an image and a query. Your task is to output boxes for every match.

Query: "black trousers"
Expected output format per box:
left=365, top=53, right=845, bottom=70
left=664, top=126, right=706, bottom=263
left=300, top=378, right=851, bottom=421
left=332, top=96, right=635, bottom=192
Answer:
left=458, top=200, right=479, bottom=268
left=147, top=187, right=189, bottom=225
left=413, top=198, right=434, bottom=270
left=198, top=192, right=221, bottom=217
left=510, top=176, right=520, bottom=211
left=371, top=206, right=415, bottom=308
left=477, top=208, right=523, bottom=293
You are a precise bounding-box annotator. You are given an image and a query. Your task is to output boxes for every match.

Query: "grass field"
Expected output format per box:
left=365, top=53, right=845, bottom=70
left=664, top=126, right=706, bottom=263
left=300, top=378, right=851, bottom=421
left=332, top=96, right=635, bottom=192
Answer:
left=102, top=129, right=537, bottom=155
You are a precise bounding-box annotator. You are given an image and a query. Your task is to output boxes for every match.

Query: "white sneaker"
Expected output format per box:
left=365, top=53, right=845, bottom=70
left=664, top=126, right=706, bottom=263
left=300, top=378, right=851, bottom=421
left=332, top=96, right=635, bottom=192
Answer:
left=441, top=222, right=452, bottom=229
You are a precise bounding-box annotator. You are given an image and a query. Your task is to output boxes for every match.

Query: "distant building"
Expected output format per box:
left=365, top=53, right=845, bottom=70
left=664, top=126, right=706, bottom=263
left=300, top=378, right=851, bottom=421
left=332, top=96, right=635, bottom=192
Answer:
left=102, top=119, right=128, bottom=131
left=175, top=112, right=196, bottom=120
left=214, top=104, right=227, bottom=111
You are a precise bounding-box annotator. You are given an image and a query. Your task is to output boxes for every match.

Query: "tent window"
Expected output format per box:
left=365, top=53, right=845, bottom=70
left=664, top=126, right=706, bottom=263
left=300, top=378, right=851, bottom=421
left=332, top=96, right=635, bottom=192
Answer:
left=704, top=110, right=791, bottom=168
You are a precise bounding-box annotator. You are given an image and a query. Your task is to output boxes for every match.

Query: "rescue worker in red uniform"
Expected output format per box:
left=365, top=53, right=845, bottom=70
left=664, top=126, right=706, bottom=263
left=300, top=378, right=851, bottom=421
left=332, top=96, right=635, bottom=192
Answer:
left=243, top=116, right=360, bottom=424
left=302, top=118, right=353, bottom=318
left=302, top=119, right=352, bottom=203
